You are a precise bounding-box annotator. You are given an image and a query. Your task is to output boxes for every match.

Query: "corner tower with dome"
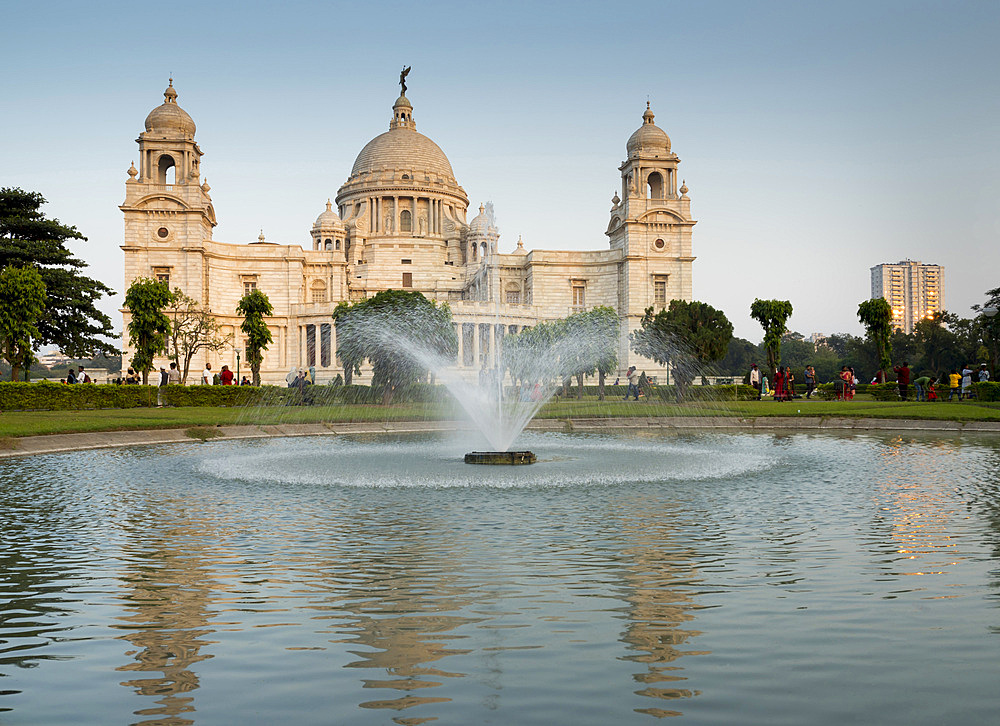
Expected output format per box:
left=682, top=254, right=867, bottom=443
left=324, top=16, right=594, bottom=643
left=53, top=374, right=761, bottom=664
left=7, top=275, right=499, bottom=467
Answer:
left=121, top=79, right=695, bottom=384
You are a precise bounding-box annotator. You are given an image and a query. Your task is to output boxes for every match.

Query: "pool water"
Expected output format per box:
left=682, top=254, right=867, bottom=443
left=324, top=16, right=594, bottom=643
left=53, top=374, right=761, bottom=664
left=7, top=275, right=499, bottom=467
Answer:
left=1, top=431, right=998, bottom=724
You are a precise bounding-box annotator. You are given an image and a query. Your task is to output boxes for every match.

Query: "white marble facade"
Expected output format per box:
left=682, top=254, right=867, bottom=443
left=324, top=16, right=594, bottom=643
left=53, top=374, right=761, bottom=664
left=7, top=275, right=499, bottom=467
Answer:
left=121, top=81, right=696, bottom=383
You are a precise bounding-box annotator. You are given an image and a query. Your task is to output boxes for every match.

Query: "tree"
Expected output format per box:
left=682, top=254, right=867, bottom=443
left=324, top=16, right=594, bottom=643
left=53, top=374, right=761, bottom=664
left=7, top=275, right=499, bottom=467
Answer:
left=971, top=286, right=1000, bottom=375
left=124, top=278, right=173, bottom=384
left=560, top=306, right=619, bottom=399
left=237, top=289, right=274, bottom=386
left=0, top=265, right=46, bottom=381
left=334, top=290, right=457, bottom=404
left=911, top=312, right=962, bottom=377
left=630, top=299, right=733, bottom=401
left=0, top=188, right=117, bottom=360
left=167, top=290, right=233, bottom=383
left=750, top=299, right=793, bottom=384
left=857, top=298, right=893, bottom=380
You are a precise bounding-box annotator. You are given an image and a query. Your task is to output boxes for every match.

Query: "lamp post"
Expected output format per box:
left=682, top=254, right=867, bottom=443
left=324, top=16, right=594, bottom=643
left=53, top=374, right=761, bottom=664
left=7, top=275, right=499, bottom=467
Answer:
left=236, top=349, right=241, bottom=385
left=983, top=306, right=998, bottom=377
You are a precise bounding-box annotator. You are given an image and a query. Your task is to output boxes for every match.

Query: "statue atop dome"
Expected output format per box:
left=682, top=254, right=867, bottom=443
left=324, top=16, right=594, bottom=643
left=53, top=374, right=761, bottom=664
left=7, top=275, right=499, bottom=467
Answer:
left=399, top=65, right=411, bottom=95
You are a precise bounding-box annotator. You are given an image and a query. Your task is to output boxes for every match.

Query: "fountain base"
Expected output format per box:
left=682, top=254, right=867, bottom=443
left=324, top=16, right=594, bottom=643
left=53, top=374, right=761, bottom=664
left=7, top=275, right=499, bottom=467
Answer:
left=465, top=451, right=536, bottom=465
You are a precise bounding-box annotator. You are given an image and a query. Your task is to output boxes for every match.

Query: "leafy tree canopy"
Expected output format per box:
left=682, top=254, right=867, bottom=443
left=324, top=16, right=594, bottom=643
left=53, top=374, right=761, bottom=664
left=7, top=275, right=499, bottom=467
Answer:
left=750, top=298, right=793, bottom=380
left=0, top=187, right=117, bottom=357
left=124, top=277, right=173, bottom=384
left=0, top=265, right=47, bottom=381
left=857, top=298, right=894, bottom=373
left=334, top=289, right=456, bottom=403
left=237, top=289, right=274, bottom=386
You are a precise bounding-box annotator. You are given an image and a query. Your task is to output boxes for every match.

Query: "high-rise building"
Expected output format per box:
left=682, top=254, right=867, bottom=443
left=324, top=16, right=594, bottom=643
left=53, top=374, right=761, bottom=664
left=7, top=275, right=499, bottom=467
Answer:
left=870, top=260, right=945, bottom=334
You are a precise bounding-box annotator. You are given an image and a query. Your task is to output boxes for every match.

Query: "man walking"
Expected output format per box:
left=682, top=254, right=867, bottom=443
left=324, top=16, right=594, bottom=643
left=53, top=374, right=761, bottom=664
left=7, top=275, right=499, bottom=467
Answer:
left=202, top=362, right=213, bottom=385
left=804, top=365, right=816, bottom=399
left=623, top=366, right=640, bottom=401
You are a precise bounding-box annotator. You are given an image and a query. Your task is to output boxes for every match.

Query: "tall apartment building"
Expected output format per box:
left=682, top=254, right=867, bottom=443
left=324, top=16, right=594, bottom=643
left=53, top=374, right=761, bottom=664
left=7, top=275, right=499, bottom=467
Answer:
left=870, top=260, right=945, bottom=334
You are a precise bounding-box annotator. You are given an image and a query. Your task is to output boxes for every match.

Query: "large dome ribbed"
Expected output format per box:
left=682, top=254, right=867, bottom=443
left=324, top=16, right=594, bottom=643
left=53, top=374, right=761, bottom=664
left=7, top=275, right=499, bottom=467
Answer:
left=350, top=128, right=455, bottom=179
left=144, top=79, right=196, bottom=137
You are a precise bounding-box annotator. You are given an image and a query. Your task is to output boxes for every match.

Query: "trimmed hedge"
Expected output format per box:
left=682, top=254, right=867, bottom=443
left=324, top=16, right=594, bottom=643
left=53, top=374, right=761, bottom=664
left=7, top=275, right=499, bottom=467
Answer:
left=972, top=381, right=1000, bottom=402
left=0, top=381, right=158, bottom=411
left=0, top=381, right=449, bottom=411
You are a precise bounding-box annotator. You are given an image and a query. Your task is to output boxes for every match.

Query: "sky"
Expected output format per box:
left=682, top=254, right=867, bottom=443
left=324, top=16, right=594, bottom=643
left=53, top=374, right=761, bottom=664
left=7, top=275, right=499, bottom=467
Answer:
left=3, top=0, right=998, bottom=342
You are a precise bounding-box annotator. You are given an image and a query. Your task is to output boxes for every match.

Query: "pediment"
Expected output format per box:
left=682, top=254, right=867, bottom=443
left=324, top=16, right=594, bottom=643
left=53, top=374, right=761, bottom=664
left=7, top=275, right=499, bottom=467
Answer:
left=637, top=210, right=684, bottom=224
left=135, top=194, right=191, bottom=211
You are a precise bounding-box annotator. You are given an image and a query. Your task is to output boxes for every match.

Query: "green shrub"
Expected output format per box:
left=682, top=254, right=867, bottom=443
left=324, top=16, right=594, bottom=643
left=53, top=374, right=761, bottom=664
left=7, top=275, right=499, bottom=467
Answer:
left=868, top=382, right=906, bottom=401
left=971, top=381, right=1000, bottom=402
left=0, top=381, right=156, bottom=411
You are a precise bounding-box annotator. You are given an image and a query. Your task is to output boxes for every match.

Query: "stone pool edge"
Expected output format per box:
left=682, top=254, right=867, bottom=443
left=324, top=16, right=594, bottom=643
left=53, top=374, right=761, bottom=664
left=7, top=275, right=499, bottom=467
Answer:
left=2, top=416, right=998, bottom=459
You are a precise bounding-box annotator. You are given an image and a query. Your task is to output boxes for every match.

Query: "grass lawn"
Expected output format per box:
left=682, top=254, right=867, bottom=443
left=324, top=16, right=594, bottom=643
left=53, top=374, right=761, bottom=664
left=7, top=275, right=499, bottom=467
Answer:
left=2, top=395, right=999, bottom=438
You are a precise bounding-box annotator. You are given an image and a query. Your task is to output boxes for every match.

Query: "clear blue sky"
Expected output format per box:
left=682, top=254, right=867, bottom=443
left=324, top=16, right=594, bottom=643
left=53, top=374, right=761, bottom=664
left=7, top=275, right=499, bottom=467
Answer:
left=3, top=0, right=998, bottom=342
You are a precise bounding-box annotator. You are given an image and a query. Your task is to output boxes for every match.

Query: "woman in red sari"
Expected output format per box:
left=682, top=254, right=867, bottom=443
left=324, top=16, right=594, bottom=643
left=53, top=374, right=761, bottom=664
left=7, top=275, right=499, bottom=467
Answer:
left=839, top=366, right=853, bottom=401
left=773, top=367, right=786, bottom=401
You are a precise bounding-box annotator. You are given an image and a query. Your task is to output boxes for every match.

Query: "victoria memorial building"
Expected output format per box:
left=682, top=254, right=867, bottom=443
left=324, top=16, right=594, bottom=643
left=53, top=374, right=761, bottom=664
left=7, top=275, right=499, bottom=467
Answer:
left=121, top=78, right=695, bottom=384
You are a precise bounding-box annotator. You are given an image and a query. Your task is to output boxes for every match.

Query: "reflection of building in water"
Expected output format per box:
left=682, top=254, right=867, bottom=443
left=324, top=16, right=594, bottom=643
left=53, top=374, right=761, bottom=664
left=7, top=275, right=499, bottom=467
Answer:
left=315, top=544, right=482, bottom=720
left=114, top=516, right=219, bottom=725
left=617, top=505, right=708, bottom=719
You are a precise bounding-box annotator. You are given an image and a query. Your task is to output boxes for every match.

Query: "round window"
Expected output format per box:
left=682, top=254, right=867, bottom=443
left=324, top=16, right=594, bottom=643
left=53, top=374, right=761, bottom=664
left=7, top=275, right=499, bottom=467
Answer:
left=157, top=227, right=169, bottom=239
left=654, top=238, right=665, bottom=249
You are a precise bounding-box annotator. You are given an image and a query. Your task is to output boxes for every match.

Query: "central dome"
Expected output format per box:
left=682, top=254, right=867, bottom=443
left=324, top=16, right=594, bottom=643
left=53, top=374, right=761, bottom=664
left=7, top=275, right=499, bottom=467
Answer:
left=350, top=128, right=455, bottom=179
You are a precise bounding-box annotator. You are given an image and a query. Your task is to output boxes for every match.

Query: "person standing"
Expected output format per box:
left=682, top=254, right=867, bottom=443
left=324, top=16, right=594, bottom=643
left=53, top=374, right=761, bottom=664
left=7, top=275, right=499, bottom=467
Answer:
left=838, top=366, right=852, bottom=401
left=961, top=364, right=974, bottom=399
left=157, top=367, right=168, bottom=406
left=66, top=367, right=77, bottom=384
left=804, top=365, right=816, bottom=399
left=978, top=364, right=991, bottom=383
left=947, top=370, right=961, bottom=401
left=773, top=367, right=786, bottom=401
left=893, top=361, right=911, bottom=400
left=220, top=365, right=234, bottom=386
left=167, top=361, right=181, bottom=385
left=202, top=362, right=213, bottom=385
left=749, top=364, right=762, bottom=400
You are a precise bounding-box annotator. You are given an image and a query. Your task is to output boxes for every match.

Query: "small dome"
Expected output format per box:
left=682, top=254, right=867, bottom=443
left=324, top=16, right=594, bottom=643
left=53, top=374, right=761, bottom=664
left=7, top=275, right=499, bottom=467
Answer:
left=313, top=200, right=344, bottom=230
left=394, top=94, right=412, bottom=109
left=626, top=102, right=669, bottom=156
left=469, top=204, right=489, bottom=234
left=144, top=79, right=196, bottom=137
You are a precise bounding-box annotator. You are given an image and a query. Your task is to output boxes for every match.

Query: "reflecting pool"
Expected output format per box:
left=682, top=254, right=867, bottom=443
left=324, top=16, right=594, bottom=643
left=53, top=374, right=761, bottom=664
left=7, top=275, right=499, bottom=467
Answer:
left=1, top=431, right=999, bottom=724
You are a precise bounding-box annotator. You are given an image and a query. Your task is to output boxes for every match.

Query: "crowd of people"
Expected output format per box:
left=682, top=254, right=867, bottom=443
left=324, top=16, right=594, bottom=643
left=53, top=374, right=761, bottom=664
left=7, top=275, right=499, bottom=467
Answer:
left=748, top=361, right=991, bottom=401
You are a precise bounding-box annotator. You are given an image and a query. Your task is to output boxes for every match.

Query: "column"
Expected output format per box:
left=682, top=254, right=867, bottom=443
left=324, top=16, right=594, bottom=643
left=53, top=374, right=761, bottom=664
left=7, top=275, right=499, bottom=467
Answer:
left=472, top=322, right=480, bottom=368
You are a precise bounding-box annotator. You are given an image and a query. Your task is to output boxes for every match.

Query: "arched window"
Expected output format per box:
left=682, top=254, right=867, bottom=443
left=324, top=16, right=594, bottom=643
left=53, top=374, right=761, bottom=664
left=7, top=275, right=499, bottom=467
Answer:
left=647, top=172, right=663, bottom=199
left=324, top=238, right=332, bottom=250
left=335, top=240, right=341, bottom=250
left=471, top=242, right=477, bottom=260
left=480, top=242, right=487, bottom=256
left=311, top=280, right=327, bottom=304
left=158, top=155, right=176, bottom=185
left=400, top=209, right=412, bottom=233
